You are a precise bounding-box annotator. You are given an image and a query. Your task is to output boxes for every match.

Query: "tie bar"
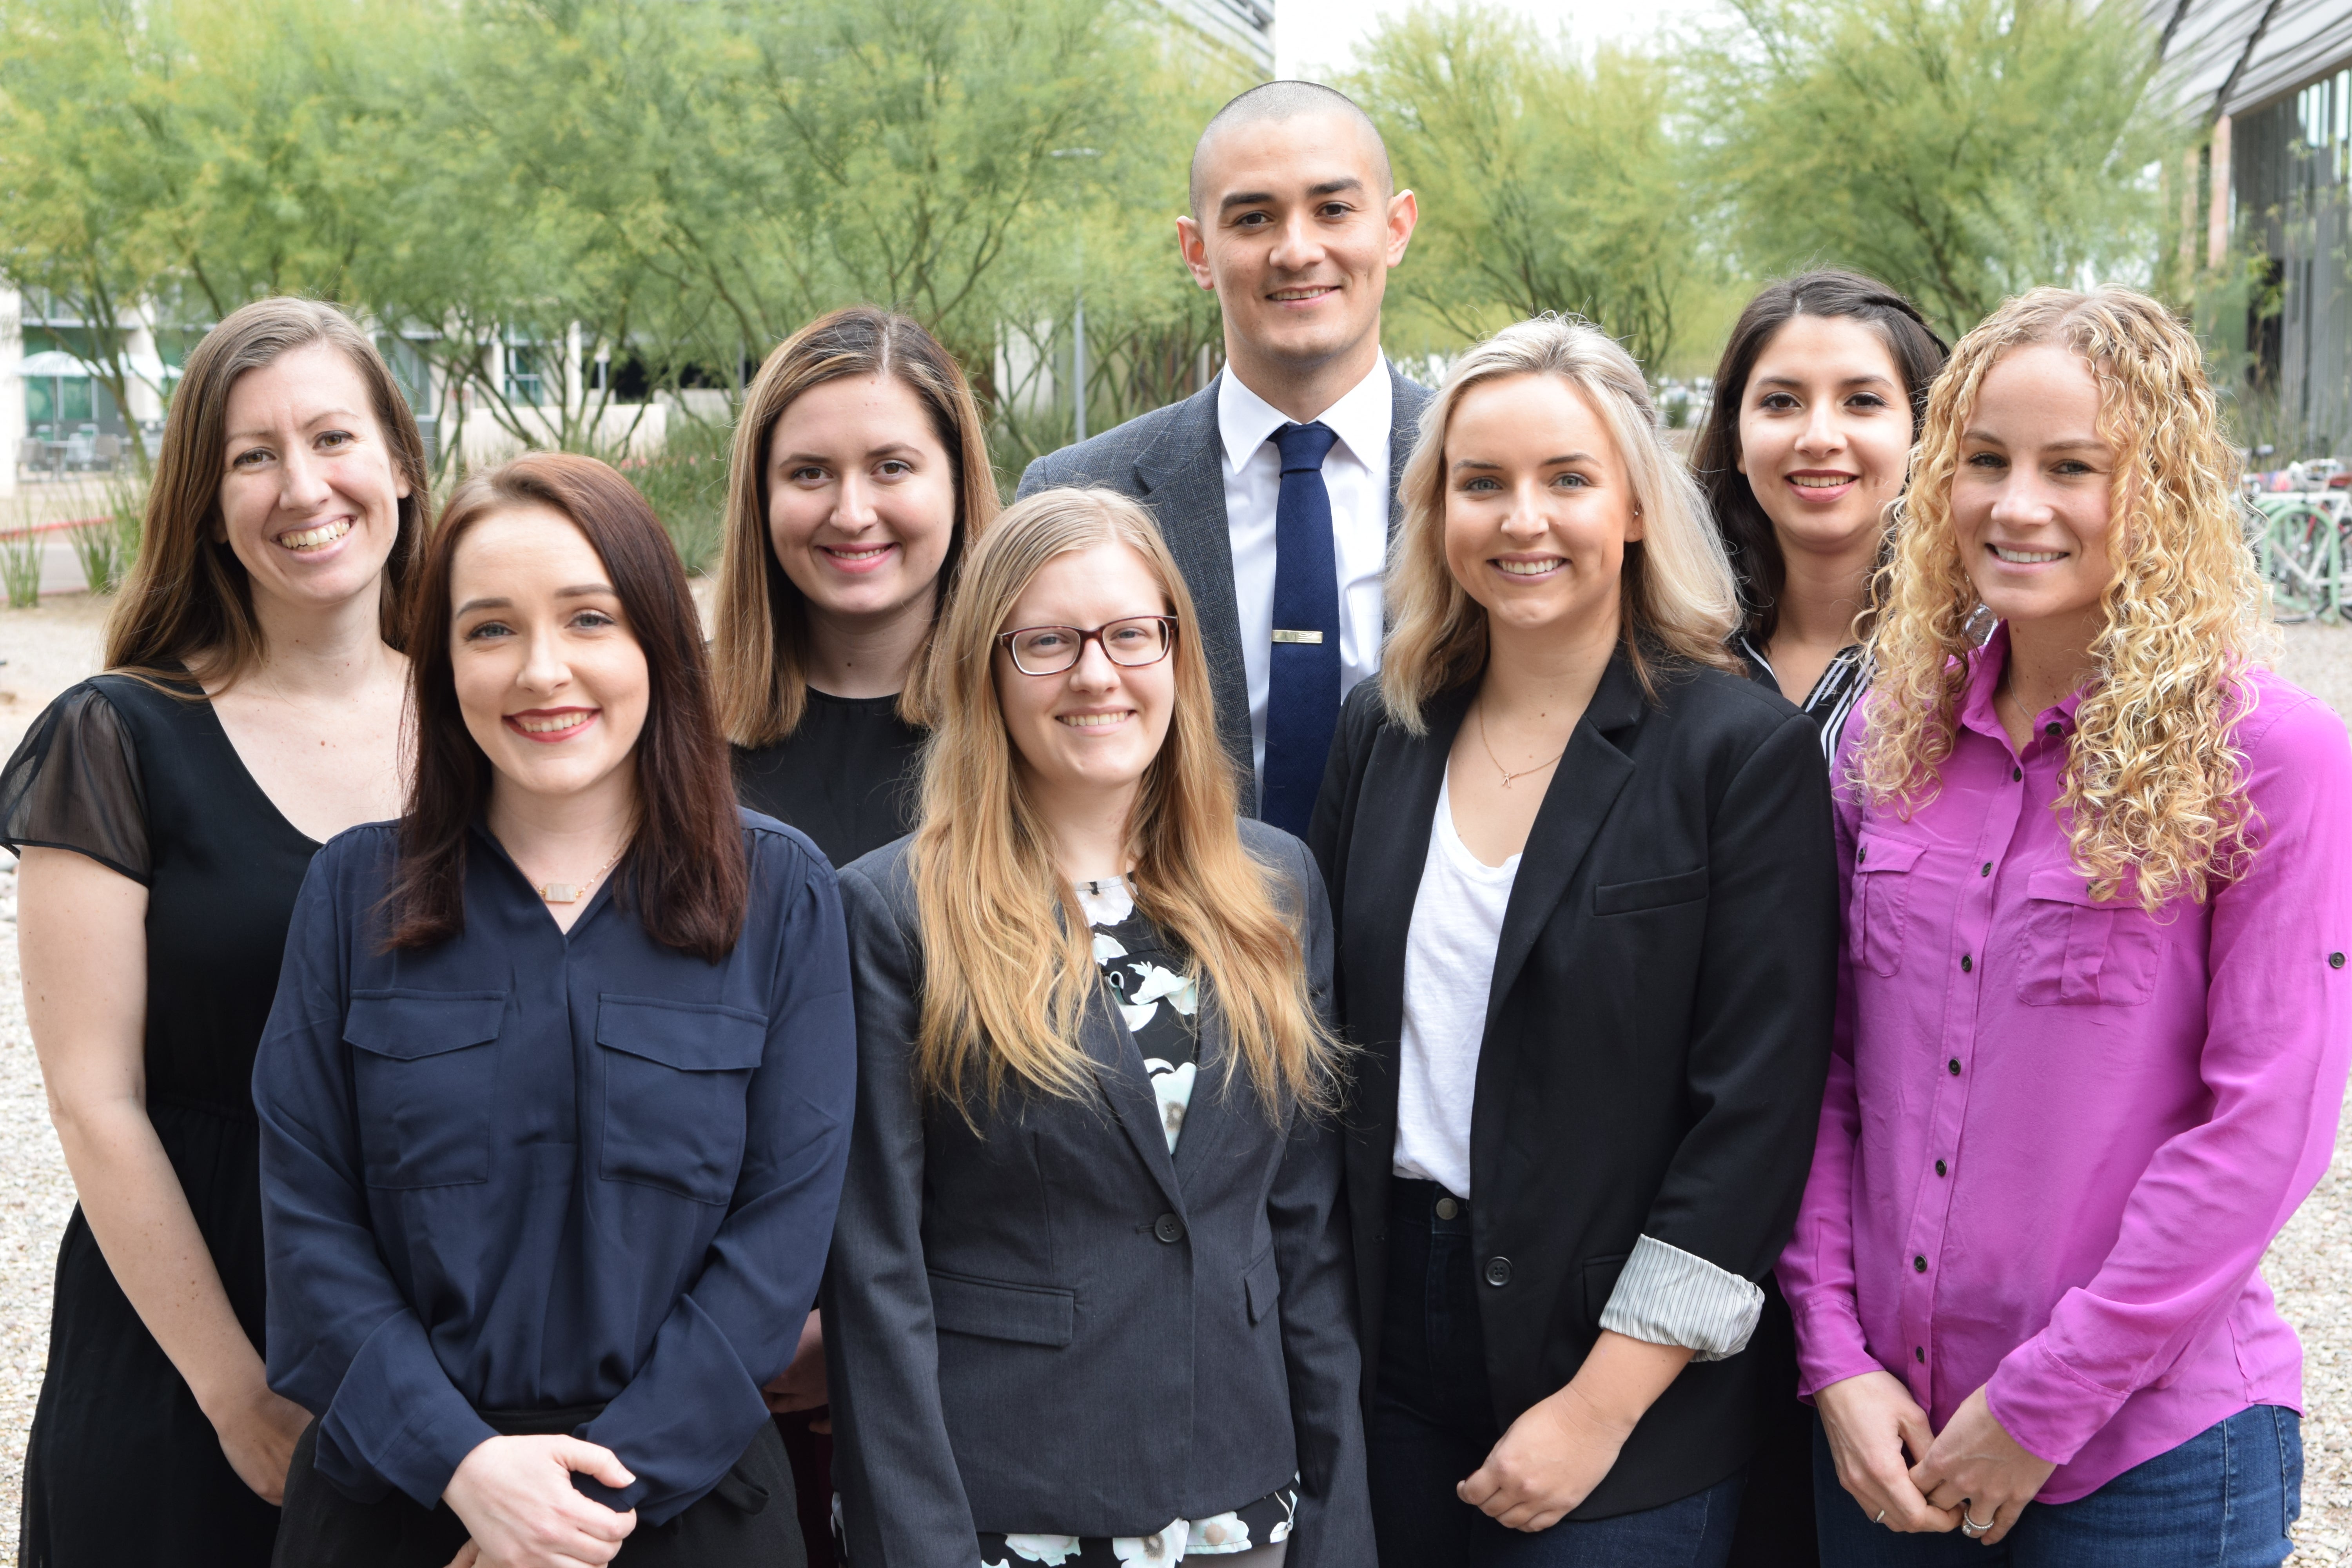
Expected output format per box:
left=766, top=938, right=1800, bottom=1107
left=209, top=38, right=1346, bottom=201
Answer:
left=1272, top=629, right=1325, bottom=644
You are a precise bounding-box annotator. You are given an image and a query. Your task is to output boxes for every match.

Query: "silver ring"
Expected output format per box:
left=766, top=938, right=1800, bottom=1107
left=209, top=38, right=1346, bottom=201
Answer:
left=1962, top=1510, right=1993, bottom=1537
left=1874, top=1509, right=1887, bottom=1525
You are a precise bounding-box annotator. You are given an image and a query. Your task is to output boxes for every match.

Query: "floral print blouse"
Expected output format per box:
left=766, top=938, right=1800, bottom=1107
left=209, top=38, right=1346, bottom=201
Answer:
left=971, top=879, right=1298, bottom=1566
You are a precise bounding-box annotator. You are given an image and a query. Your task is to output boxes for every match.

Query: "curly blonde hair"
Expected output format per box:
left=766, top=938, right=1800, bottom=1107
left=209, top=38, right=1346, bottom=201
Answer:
left=1858, top=287, right=2275, bottom=911
left=1381, top=316, right=1741, bottom=730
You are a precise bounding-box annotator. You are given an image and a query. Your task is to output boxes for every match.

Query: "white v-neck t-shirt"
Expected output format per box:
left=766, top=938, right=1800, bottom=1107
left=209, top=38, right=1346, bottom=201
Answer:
left=1391, top=774, right=1520, bottom=1200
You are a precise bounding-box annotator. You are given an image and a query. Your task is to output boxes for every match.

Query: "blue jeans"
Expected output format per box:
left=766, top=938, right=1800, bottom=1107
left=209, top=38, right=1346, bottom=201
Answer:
left=1367, top=1179, right=1745, bottom=1567
left=1813, top=1403, right=2301, bottom=1566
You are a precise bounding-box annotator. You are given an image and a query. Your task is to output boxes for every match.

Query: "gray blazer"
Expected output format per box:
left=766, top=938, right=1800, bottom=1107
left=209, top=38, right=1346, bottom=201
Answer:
left=824, top=823, right=1372, bottom=1568
left=1016, top=367, right=1435, bottom=800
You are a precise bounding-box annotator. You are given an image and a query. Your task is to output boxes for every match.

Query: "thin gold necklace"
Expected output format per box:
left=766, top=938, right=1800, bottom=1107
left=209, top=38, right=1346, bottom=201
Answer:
left=537, top=842, right=627, bottom=905
left=1475, top=701, right=1566, bottom=790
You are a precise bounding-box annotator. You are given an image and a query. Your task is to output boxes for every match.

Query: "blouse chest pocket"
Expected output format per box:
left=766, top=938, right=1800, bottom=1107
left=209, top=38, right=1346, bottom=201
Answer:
left=344, top=991, right=507, bottom=1190
left=2013, top=866, right=2166, bottom=1007
left=1849, top=835, right=1928, bottom=978
left=596, top=996, right=767, bottom=1204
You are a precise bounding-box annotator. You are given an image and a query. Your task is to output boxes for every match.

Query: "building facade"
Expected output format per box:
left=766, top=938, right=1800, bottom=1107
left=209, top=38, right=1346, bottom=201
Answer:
left=1159, top=0, right=1274, bottom=79
left=2156, top=0, right=2352, bottom=459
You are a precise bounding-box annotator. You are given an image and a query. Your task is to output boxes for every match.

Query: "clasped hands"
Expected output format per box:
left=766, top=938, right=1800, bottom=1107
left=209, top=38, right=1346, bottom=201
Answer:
left=438, top=1432, right=638, bottom=1568
left=1816, top=1370, right=2058, bottom=1546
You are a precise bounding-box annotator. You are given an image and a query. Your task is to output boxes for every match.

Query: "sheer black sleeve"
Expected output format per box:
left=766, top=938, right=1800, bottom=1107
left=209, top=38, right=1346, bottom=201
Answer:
left=0, top=683, right=151, bottom=883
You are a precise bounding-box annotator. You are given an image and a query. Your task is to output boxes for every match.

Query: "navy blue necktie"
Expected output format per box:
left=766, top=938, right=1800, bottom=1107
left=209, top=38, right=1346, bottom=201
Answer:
left=1261, top=421, right=1342, bottom=836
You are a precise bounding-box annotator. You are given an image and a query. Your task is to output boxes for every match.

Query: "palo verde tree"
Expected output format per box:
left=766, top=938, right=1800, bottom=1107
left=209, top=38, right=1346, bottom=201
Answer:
left=1703, top=0, right=2180, bottom=342
left=1347, top=3, right=1703, bottom=370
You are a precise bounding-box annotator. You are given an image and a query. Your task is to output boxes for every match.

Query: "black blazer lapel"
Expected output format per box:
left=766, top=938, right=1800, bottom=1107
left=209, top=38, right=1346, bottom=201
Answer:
left=1479, top=655, right=1648, bottom=1038
left=1345, top=683, right=1473, bottom=1149
left=1465, top=657, right=1645, bottom=1205
left=1083, top=987, right=1189, bottom=1216
left=1169, top=997, right=1237, bottom=1189
left=1131, top=380, right=1252, bottom=794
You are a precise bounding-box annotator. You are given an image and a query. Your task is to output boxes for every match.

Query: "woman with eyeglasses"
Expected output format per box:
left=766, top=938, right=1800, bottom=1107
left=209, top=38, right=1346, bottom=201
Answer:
left=824, top=486, right=1372, bottom=1568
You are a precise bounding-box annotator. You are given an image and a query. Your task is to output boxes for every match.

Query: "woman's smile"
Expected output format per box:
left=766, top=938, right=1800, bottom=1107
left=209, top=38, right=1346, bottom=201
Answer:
left=817, top=540, right=898, bottom=574
left=505, top=706, right=600, bottom=742
left=1784, top=469, right=1859, bottom=502
left=275, top=516, right=356, bottom=554
left=1055, top=707, right=1135, bottom=731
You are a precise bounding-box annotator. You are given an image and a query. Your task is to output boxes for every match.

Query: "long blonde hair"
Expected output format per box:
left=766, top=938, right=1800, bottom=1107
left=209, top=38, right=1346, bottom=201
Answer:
left=1858, top=287, right=2273, bottom=910
left=910, top=487, right=1340, bottom=1121
left=713, top=307, right=998, bottom=746
left=1381, top=316, right=1742, bottom=730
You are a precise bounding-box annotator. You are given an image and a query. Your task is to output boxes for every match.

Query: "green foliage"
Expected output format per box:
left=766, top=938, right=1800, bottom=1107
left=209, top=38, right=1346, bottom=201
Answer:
left=617, top=415, right=733, bottom=577
left=1703, top=0, right=2178, bottom=341
left=0, top=0, right=2194, bottom=494
left=0, top=517, right=41, bottom=608
left=67, top=521, right=119, bottom=594
left=1350, top=5, right=1704, bottom=369
left=68, top=471, right=145, bottom=594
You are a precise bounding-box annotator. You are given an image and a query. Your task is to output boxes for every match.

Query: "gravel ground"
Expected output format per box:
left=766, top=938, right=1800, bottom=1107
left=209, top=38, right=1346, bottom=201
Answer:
left=0, top=607, right=2348, bottom=1563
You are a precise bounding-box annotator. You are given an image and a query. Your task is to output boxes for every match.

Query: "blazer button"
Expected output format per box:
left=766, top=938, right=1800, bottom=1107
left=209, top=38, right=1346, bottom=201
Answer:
left=1153, top=1213, right=1185, bottom=1244
left=1483, top=1256, right=1513, bottom=1287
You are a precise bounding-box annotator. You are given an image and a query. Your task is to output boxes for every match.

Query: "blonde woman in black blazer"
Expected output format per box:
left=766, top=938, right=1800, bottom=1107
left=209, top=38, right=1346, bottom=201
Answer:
left=1308, top=318, right=1838, bottom=1566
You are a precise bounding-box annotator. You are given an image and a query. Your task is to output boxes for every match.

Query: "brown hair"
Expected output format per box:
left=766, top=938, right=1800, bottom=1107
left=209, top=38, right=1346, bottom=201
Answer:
left=1690, top=269, right=1949, bottom=646
left=1382, top=315, right=1742, bottom=730
left=108, top=297, right=431, bottom=688
left=911, top=487, right=1340, bottom=1123
left=714, top=306, right=997, bottom=746
left=386, top=453, right=748, bottom=961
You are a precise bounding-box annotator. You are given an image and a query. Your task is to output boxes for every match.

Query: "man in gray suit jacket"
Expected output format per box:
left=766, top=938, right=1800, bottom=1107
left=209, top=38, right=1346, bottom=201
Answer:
left=1018, top=81, right=1432, bottom=832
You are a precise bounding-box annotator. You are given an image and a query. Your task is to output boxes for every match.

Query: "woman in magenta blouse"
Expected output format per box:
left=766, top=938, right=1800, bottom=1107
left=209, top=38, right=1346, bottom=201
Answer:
left=1779, top=286, right=2352, bottom=1565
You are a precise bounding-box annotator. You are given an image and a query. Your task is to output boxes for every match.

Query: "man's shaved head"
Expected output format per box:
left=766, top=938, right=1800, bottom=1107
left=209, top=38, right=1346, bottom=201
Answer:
left=1188, top=80, right=1394, bottom=218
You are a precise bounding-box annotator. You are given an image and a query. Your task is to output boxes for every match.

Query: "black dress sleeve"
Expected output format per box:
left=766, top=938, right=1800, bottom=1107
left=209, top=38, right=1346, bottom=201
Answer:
left=0, top=683, right=151, bottom=883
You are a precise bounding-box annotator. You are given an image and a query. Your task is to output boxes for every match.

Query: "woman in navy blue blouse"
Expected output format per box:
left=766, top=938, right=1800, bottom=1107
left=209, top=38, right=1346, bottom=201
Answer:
left=254, top=452, right=856, bottom=1568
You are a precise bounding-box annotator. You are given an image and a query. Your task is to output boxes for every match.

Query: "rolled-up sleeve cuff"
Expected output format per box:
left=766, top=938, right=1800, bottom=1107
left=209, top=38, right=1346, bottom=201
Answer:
left=1983, top=1337, right=2127, bottom=1467
left=1597, top=1234, right=1764, bottom=1363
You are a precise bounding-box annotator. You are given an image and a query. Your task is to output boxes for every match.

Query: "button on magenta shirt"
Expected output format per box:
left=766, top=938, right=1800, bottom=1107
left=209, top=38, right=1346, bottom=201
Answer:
left=1779, top=628, right=2352, bottom=1502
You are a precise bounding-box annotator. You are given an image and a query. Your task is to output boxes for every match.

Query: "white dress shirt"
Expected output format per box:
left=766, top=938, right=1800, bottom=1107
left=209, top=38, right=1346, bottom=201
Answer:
left=1216, top=360, right=1393, bottom=782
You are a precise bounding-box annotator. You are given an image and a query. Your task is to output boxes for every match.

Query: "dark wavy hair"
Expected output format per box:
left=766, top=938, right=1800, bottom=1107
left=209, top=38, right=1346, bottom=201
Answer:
left=1691, top=269, right=1948, bottom=645
left=386, top=453, right=747, bottom=962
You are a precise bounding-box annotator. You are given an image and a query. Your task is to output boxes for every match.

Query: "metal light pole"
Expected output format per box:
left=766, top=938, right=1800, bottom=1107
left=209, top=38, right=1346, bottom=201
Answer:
left=1050, top=147, right=1100, bottom=442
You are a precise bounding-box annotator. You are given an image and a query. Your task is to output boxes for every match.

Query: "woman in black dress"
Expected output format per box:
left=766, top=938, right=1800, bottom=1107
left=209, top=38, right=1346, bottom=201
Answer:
left=711, top=306, right=996, bottom=1555
left=1687, top=273, right=1946, bottom=1568
left=2, top=297, right=428, bottom=1565
left=715, top=305, right=996, bottom=869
